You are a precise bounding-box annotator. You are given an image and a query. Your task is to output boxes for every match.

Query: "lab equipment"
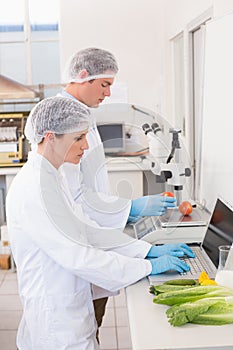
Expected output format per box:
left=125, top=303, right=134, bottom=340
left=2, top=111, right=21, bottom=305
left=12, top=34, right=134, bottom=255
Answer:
left=0, top=113, right=26, bottom=164
left=148, top=197, right=233, bottom=284
left=133, top=207, right=208, bottom=243
left=142, top=124, right=191, bottom=205
left=160, top=207, right=207, bottom=228
left=63, top=47, right=118, bottom=83
left=97, top=122, right=126, bottom=154
left=147, top=243, right=195, bottom=258
left=217, top=245, right=232, bottom=271
left=149, top=255, right=190, bottom=275
left=25, top=96, right=90, bottom=144
left=215, top=245, right=233, bottom=289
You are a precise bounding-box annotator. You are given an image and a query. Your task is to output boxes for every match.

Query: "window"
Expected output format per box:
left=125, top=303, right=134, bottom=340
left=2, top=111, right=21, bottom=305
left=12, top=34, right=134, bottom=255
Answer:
left=171, top=8, right=213, bottom=201
left=0, top=0, right=60, bottom=95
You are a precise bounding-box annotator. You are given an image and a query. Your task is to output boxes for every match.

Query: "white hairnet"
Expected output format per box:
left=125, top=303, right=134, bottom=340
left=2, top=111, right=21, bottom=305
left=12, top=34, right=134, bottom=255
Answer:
left=63, top=47, right=118, bottom=83
left=25, top=96, right=90, bottom=144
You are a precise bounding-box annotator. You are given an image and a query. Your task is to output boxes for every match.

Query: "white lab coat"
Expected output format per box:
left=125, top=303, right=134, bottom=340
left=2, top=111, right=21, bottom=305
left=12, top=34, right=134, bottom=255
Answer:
left=58, top=90, right=132, bottom=229
left=6, top=152, right=151, bottom=350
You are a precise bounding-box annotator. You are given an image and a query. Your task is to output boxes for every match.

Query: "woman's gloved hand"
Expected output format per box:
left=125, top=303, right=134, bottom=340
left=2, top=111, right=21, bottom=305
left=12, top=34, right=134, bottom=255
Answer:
left=130, top=194, right=176, bottom=217
left=149, top=255, right=190, bottom=275
left=127, top=215, right=142, bottom=224
left=147, top=243, right=195, bottom=258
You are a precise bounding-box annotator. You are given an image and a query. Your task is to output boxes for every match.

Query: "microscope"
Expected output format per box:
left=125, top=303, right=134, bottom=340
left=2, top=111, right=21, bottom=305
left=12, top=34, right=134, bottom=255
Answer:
left=142, top=123, right=191, bottom=206
left=131, top=120, right=208, bottom=243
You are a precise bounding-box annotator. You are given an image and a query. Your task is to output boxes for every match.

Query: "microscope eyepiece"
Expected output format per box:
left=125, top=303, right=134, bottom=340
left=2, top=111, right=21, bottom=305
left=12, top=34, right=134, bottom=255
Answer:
left=142, top=123, right=152, bottom=135
left=151, top=123, right=161, bottom=134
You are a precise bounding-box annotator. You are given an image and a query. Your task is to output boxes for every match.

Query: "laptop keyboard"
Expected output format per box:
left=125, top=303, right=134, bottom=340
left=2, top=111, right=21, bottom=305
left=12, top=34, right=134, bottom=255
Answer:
left=181, top=247, right=215, bottom=276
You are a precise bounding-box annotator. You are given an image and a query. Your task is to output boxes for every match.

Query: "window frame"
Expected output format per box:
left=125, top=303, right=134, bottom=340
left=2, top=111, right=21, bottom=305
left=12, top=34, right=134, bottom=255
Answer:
left=0, top=0, right=60, bottom=85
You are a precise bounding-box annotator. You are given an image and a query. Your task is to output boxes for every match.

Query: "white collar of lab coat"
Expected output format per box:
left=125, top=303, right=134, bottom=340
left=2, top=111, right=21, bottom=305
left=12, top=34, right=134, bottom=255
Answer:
left=27, top=151, right=60, bottom=177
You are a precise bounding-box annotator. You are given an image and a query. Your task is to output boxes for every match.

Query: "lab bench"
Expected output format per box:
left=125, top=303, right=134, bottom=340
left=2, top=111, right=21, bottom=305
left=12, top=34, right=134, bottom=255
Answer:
left=126, top=277, right=233, bottom=350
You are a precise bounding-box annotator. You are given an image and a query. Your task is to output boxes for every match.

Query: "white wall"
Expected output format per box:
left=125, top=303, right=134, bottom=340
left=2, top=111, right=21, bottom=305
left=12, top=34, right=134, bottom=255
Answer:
left=59, top=0, right=167, bottom=113
left=199, top=11, right=233, bottom=210
left=213, top=0, right=233, bottom=17
left=59, top=0, right=233, bottom=121
left=162, top=0, right=233, bottom=121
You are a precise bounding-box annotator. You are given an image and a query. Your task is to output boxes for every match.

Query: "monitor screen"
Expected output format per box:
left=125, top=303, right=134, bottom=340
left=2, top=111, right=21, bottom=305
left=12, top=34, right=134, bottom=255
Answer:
left=97, top=123, right=125, bottom=153
left=202, top=198, right=233, bottom=267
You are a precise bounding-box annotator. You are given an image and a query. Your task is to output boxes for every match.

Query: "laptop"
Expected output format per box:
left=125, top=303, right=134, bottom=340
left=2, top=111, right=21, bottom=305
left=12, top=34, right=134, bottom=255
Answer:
left=145, top=197, right=233, bottom=284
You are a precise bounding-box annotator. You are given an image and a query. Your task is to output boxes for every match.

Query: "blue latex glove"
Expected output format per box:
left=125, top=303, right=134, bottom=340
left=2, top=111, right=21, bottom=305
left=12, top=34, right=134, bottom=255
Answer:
left=127, top=215, right=142, bottom=224
left=147, top=243, right=195, bottom=258
left=149, top=255, right=190, bottom=275
left=130, top=194, right=176, bottom=217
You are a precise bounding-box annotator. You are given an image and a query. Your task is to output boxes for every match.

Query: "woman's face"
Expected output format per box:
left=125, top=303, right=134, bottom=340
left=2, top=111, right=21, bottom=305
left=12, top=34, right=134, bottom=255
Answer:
left=54, top=129, right=89, bottom=165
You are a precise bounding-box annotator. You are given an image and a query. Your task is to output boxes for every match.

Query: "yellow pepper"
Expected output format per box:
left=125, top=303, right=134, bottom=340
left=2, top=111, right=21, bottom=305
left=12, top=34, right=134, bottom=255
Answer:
left=200, top=279, right=217, bottom=285
left=198, top=271, right=217, bottom=286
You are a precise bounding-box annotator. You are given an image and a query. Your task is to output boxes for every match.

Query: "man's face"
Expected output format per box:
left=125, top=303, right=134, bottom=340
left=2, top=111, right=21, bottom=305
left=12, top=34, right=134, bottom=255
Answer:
left=79, top=78, right=114, bottom=107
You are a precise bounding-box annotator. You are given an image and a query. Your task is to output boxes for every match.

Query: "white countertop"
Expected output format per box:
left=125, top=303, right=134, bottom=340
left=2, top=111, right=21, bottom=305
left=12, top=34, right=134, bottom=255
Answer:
left=126, top=278, right=233, bottom=350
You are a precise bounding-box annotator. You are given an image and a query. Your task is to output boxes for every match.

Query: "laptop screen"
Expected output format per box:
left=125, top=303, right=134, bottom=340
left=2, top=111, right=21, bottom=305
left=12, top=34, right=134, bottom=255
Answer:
left=202, top=198, right=233, bottom=267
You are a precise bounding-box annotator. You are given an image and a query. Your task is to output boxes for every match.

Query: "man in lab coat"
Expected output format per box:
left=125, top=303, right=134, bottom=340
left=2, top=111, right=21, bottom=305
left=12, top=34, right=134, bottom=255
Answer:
left=8, top=96, right=193, bottom=349
left=57, top=47, right=178, bottom=337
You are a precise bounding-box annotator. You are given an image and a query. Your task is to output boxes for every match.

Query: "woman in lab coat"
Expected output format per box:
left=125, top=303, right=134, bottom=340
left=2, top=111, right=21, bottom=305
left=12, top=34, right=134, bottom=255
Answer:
left=7, top=96, right=193, bottom=350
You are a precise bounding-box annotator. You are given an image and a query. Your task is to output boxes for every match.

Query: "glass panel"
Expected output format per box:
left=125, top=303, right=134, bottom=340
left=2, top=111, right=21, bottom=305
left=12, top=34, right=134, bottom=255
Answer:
left=31, top=30, right=59, bottom=41
left=29, top=0, right=59, bottom=40
left=0, top=42, right=26, bottom=83
left=29, top=0, right=59, bottom=25
left=31, top=41, right=61, bottom=84
left=0, top=31, right=24, bottom=42
left=0, top=0, right=24, bottom=30
left=0, top=41, right=29, bottom=113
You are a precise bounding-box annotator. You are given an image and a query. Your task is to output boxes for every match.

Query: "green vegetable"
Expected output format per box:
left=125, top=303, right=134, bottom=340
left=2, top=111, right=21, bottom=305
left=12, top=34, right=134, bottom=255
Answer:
left=149, top=284, right=195, bottom=295
left=151, top=281, right=233, bottom=326
left=164, top=279, right=197, bottom=286
left=166, top=296, right=233, bottom=326
left=153, top=285, right=233, bottom=306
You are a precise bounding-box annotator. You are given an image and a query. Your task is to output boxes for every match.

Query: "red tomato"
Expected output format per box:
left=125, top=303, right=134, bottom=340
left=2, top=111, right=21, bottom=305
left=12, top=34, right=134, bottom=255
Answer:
left=162, top=191, right=175, bottom=197
left=179, top=201, right=193, bottom=216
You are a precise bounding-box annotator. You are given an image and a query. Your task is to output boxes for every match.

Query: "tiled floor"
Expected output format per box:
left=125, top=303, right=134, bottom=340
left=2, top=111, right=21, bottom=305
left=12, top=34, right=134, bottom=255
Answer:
left=100, top=290, right=132, bottom=350
left=0, top=269, right=132, bottom=350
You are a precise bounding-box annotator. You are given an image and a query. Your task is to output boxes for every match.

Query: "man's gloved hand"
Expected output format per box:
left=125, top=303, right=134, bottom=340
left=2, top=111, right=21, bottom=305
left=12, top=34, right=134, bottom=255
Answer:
left=130, top=194, right=176, bottom=217
left=147, top=243, right=195, bottom=258
left=149, top=255, right=190, bottom=275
